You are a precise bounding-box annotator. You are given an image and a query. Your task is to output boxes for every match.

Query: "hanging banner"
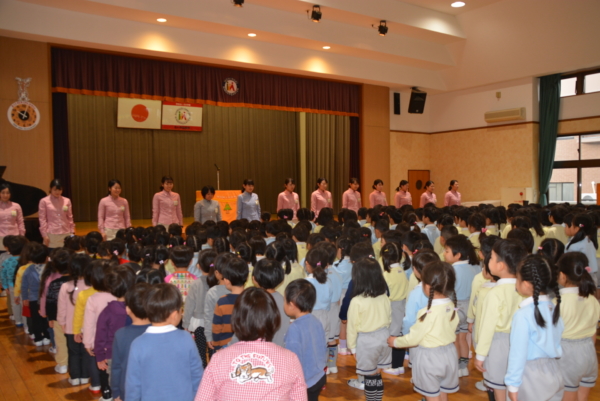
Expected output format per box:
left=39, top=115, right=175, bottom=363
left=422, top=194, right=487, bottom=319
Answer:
left=162, top=102, right=203, bottom=131
left=117, top=98, right=162, bottom=129
left=196, top=190, right=238, bottom=223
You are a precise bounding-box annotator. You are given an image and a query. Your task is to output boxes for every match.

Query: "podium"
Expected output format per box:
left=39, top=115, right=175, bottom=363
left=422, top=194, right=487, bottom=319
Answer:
left=196, top=190, right=239, bottom=223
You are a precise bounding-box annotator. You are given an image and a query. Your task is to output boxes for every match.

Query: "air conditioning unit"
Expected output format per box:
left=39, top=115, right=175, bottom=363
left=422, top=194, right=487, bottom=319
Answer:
left=484, top=107, right=526, bottom=123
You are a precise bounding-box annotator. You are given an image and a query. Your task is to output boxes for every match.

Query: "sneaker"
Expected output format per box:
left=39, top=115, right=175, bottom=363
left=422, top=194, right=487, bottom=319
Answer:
left=347, top=378, right=365, bottom=390
left=48, top=346, right=57, bottom=354
left=68, top=378, right=80, bottom=386
left=34, top=340, right=43, bottom=346
left=9, top=315, right=14, bottom=321
left=458, top=367, right=469, bottom=377
left=382, top=367, right=405, bottom=375
left=80, top=378, right=90, bottom=384
left=99, top=397, right=113, bottom=401
left=468, top=350, right=473, bottom=359
left=24, top=328, right=29, bottom=334
left=404, top=353, right=410, bottom=360
left=338, top=347, right=352, bottom=356
left=29, top=334, right=35, bottom=340
left=475, top=380, right=487, bottom=392
left=408, top=361, right=412, bottom=369
left=55, top=365, right=68, bottom=374
left=89, top=385, right=101, bottom=393
left=326, top=366, right=338, bottom=374
left=15, top=323, right=23, bottom=328
left=42, top=338, right=51, bottom=345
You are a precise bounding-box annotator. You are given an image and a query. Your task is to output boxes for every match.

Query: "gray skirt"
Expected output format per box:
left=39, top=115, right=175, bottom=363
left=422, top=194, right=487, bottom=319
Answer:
left=356, top=327, right=392, bottom=376
left=517, top=358, right=563, bottom=401
left=312, top=309, right=330, bottom=345
left=412, top=343, right=459, bottom=398
left=483, top=332, right=510, bottom=390
left=559, top=337, right=598, bottom=391
left=389, top=299, right=406, bottom=337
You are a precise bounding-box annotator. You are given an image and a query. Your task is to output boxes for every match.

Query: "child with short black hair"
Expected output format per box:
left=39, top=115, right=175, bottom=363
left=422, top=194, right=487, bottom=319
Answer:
left=21, top=242, right=50, bottom=345
left=253, top=258, right=288, bottom=347
left=439, top=225, right=459, bottom=261
left=2, top=235, right=28, bottom=326
left=292, top=224, right=310, bottom=262
left=126, top=283, right=203, bottom=401
left=204, top=253, right=233, bottom=357
left=165, top=245, right=197, bottom=304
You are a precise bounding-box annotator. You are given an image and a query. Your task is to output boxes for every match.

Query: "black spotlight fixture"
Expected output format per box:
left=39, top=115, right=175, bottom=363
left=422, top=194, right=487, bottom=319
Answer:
left=310, top=5, right=322, bottom=22
left=376, top=20, right=388, bottom=36
left=233, top=0, right=244, bottom=7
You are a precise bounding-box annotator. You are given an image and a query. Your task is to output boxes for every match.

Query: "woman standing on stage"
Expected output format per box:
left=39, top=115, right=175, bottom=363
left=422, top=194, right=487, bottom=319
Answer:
left=444, top=180, right=462, bottom=207
left=237, top=179, right=261, bottom=221
left=369, top=179, right=388, bottom=208
left=277, top=178, right=299, bottom=220
left=0, top=183, right=25, bottom=251
left=311, top=178, right=332, bottom=220
left=342, top=178, right=361, bottom=213
left=38, top=179, right=75, bottom=248
left=194, top=186, right=221, bottom=224
left=394, top=180, right=412, bottom=208
left=98, top=179, right=131, bottom=241
left=419, top=181, right=437, bottom=207
left=152, top=176, right=183, bottom=228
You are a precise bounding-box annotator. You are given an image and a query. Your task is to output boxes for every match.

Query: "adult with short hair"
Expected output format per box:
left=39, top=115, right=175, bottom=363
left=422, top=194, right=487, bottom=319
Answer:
left=194, top=186, right=221, bottom=223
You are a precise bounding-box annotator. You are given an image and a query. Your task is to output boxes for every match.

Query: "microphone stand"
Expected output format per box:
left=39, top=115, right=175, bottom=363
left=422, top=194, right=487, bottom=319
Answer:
left=215, top=164, right=221, bottom=190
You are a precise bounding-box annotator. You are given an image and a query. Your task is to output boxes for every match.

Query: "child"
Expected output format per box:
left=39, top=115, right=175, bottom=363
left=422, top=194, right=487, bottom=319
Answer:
left=389, top=261, right=459, bottom=401
left=284, top=279, right=327, bottom=401
left=347, top=258, right=391, bottom=400
left=439, top=225, right=459, bottom=261
left=564, top=213, right=598, bottom=285
left=556, top=252, right=600, bottom=401
left=95, top=265, right=136, bottom=401
left=422, top=207, right=440, bottom=246
left=265, top=241, right=297, bottom=297
left=126, top=283, right=203, bottom=401
left=546, top=205, right=569, bottom=245
left=443, top=234, right=480, bottom=377
left=252, top=258, right=289, bottom=347
left=434, top=214, right=455, bottom=256
left=474, top=239, right=527, bottom=401
left=373, top=218, right=389, bottom=260
left=2, top=235, right=27, bottom=326
left=538, top=238, right=565, bottom=265
left=164, top=245, right=197, bottom=304
left=304, top=248, right=333, bottom=348
left=212, top=257, right=249, bottom=350
left=14, top=242, right=34, bottom=333
left=111, top=283, right=151, bottom=401
left=292, top=224, right=310, bottom=262
left=505, top=255, right=564, bottom=401
left=468, top=213, right=487, bottom=251
left=20, top=242, right=50, bottom=345
left=204, top=253, right=233, bottom=357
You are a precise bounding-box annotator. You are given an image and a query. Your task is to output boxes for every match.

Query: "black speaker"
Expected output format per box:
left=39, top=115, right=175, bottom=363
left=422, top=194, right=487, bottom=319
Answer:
left=408, top=88, right=427, bottom=114
left=393, top=92, right=400, bottom=115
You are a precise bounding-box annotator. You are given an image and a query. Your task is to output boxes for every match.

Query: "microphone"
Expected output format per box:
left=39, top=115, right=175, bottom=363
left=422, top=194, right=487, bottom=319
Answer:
left=214, top=164, right=220, bottom=171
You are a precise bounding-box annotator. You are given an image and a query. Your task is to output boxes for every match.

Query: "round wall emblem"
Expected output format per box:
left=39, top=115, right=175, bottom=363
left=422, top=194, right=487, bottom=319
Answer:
left=175, top=108, right=191, bottom=124
left=223, top=78, right=239, bottom=96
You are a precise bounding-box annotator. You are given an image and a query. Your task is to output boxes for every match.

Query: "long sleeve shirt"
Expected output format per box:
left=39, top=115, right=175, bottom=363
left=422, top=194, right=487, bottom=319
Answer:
left=475, top=278, right=524, bottom=360
left=342, top=189, right=361, bottom=213
left=306, top=275, right=334, bottom=311
left=467, top=271, right=489, bottom=322
left=39, top=271, right=61, bottom=317
left=422, top=224, right=440, bottom=246
left=505, top=296, right=563, bottom=394
left=545, top=224, right=569, bottom=245
left=271, top=291, right=291, bottom=348
left=183, top=275, right=209, bottom=331
left=443, top=190, right=461, bottom=206
left=394, top=190, right=412, bottom=208
left=194, top=199, right=221, bottom=223
left=452, top=261, right=479, bottom=301
left=285, top=314, right=327, bottom=388
left=212, top=293, right=239, bottom=349
left=277, top=191, right=300, bottom=219
left=97, top=196, right=131, bottom=233
left=368, top=191, right=388, bottom=208
left=95, top=300, right=127, bottom=362
left=0, top=201, right=25, bottom=236
left=566, top=237, right=598, bottom=273
left=57, top=279, right=90, bottom=334
left=13, top=263, right=31, bottom=297
left=44, top=275, right=70, bottom=321
left=310, top=189, right=332, bottom=219
left=419, top=191, right=437, bottom=208
left=237, top=192, right=261, bottom=221
left=383, top=263, right=409, bottom=302
left=402, top=282, right=429, bottom=335
left=73, top=287, right=97, bottom=335
left=38, top=195, right=75, bottom=237
left=394, top=298, right=458, bottom=349
left=83, top=291, right=117, bottom=349
left=204, top=285, right=231, bottom=342
left=20, top=264, right=44, bottom=302
left=333, top=257, right=352, bottom=290
left=152, top=190, right=183, bottom=226
left=473, top=283, right=496, bottom=344
left=127, top=325, right=203, bottom=401
left=111, top=324, right=151, bottom=401
left=558, top=287, right=600, bottom=339
left=347, top=294, right=391, bottom=352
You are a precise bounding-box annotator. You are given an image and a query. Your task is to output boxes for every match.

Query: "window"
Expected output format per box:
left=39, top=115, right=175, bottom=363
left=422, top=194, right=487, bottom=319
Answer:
left=560, top=68, right=600, bottom=97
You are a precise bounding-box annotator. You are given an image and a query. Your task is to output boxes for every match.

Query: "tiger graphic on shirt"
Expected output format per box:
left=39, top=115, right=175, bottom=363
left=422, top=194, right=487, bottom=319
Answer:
left=230, top=353, right=275, bottom=384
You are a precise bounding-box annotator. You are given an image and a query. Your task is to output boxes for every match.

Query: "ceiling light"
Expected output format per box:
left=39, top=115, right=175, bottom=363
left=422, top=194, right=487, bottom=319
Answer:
left=233, top=0, right=244, bottom=7
left=451, top=1, right=465, bottom=7
left=310, top=5, right=322, bottom=23
left=248, top=33, right=256, bottom=37
left=376, top=20, right=388, bottom=36
left=322, top=46, right=330, bottom=49
left=156, top=18, right=167, bottom=22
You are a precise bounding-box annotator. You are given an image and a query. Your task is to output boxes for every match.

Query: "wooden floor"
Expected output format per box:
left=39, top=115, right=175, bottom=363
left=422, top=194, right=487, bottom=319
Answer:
left=2, top=300, right=600, bottom=400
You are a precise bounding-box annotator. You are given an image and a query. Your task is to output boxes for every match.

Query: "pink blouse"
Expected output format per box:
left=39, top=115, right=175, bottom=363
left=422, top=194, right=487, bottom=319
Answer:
left=311, top=189, right=332, bottom=218
left=83, top=291, right=117, bottom=349
left=342, top=189, right=361, bottom=213
left=444, top=190, right=461, bottom=207
left=369, top=191, right=388, bottom=208
left=97, top=196, right=131, bottom=234
left=420, top=191, right=437, bottom=208
left=277, top=191, right=299, bottom=219
left=0, top=201, right=25, bottom=237
left=394, top=190, right=412, bottom=208
left=38, top=195, right=75, bottom=237
left=152, top=190, right=183, bottom=226
left=57, top=279, right=91, bottom=334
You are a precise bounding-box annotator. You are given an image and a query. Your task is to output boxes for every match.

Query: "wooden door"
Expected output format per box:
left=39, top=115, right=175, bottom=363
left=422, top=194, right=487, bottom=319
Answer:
left=407, top=170, right=430, bottom=208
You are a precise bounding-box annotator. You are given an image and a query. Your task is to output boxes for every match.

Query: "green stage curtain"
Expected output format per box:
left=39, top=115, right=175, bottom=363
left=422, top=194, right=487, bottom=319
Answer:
left=538, top=74, right=561, bottom=206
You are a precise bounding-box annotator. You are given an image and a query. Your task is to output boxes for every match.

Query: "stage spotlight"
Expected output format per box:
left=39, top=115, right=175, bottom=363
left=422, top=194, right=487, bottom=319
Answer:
left=233, top=0, right=244, bottom=7
left=377, top=20, right=388, bottom=36
left=310, top=5, right=322, bottom=22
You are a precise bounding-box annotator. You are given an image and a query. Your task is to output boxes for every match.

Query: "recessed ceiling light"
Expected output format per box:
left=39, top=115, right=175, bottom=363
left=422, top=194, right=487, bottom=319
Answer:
left=248, top=33, right=256, bottom=37
left=322, top=46, right=330, bottom=50
left=157, top=18, right=167, bottom=22
left=451, top=2, right=466, bottom=7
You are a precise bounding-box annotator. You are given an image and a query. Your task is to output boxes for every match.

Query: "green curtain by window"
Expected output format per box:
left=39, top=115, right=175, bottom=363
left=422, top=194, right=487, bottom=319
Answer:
left=67, top=94, right=298, bottom=221
left=306, top=113, right=351, bottom=213
left=538, top=74, right=562, bottom=206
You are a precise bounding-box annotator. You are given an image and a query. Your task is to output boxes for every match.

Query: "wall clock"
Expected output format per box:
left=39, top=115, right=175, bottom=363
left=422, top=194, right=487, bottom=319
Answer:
left=7, top=78, right=40, bottom=131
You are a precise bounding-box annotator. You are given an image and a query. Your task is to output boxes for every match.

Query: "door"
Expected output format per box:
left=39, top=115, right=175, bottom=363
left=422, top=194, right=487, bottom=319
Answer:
left=407, top=170, right=430, bottom=208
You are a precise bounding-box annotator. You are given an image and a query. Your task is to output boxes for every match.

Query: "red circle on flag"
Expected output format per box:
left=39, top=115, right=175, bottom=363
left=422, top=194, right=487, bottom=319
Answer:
left=131, top=104, right=149, bottom=122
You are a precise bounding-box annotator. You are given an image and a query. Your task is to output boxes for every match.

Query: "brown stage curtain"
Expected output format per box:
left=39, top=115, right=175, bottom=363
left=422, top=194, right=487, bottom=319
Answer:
left=53, top=47, right=359, bottom=117
left=306, top=113, right=350, bottom=213
left=67, top=94, right=298, bottom=221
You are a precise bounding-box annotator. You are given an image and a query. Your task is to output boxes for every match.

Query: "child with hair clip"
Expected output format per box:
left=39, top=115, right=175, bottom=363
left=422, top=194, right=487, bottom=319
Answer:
left=556, top=252, right=600, bottom=401
left=204, top=253, right=234, bottom=357
left=389, top=260, right=459, bottom=401
left=505, top=255, right=564, bottom=401
left=380, top=242, right=409, bottom=376
left=474, top=239, right=528, bottom=401
left=347, top=258, right=391, bottom=398
left=442, top=234, right=480, bottom=378
left=468, top=212, right=488, bottom=251
left=564, top=213, right=599, bottom=285
left=252, top=258, right=289, bottom=347
left=57, top=253, right=92, bottom=386
left=538, top=238, right=565, bottom=265
left=95, top=265, right=136, bottom=401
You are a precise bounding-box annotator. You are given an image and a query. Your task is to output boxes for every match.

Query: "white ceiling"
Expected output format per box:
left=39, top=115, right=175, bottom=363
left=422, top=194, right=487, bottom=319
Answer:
left=0, top=0, right=599, bottom=92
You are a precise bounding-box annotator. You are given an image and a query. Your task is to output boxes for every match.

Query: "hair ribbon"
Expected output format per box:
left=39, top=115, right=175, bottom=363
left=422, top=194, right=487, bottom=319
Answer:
left=481, top=228, right=487, bottom=233
left=454, top=307, right=459, bottom=311
left=538, top=246, right=543, bottom=250
left=159, top=260, right=164, bottom=265
left=585, top=266, right=592, bottom=273
left=210, top=263, right=214, bottom=267
left=316, top=262, right=321, bottom=267
left=413, top=250, right=418, bottom=255
left=579, top=224, right=585, bottom=228
left=113, top=250, right=119, bottom=256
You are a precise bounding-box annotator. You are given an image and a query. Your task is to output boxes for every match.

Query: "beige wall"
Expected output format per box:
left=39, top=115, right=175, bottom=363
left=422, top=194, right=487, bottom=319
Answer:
left=0, top=36, right=53, bottom=191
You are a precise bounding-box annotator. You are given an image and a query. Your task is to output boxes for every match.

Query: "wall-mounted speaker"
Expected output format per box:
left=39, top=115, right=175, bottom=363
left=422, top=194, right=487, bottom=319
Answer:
left=393, top=92, right=400, bottom=115
left=408, top=87, right=427, bottom=114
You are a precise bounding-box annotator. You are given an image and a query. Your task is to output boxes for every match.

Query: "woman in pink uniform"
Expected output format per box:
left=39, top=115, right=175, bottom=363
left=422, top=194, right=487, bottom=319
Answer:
left=369, top=179, right=388, bottom=208
left=394, top=180, right=412, bottom=208
left=311, top=178, right=332, bottom=220
left=444, top=180, right=462, bottom=206
left=38, top=179, right=75, bottom=248
left=419, top=180, right=437, bottom=207
left=98, top=179, right=131, bottom=241
left=342, top=178, right=361, bottom=213
left=0, top=183, right=25, bottom=251
left=152, top=176, right=183, bottom=228
left=277, top=178, right=300, bottom=220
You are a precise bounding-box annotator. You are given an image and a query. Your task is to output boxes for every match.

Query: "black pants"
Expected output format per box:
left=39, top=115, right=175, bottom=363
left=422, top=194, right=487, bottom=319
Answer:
left=29, top=301, right=49, bottom=342
left=66, top=334, right=89, bottom=380
left=99, top=367, right=112, bottom=399
left=391, top=347, right=406, bottom=369
left=83, top=348, right=101, bottom=387
left=194, top=326, right=208, bottom=369
left=307, top=374, right=326, bottom=401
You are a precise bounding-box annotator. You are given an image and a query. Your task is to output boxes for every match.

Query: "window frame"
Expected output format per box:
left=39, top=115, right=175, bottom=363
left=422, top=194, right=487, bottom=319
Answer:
left=560, top=67, right=600, bottom=97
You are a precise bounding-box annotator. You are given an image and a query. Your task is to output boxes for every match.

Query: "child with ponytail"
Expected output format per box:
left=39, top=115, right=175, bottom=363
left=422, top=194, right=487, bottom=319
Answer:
left=305, top=247, right=334, bottom=354
left=556, top=252, right=600, bottom=401
left=565, top=213, right=599, bottom=285
left=467, top=212, right=488, bottom=251
left=389, top=261, right=460, bottom=401
left=505, top=254, right=564, bottom=401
